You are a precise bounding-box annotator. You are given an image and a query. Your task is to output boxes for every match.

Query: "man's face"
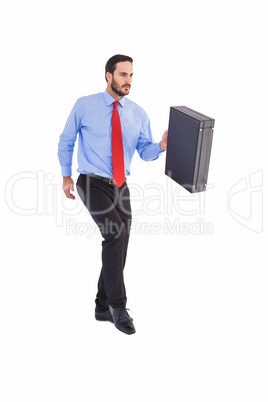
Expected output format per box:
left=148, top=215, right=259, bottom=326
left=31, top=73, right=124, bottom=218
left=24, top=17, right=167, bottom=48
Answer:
left=107, top=61, right=133, bottom=98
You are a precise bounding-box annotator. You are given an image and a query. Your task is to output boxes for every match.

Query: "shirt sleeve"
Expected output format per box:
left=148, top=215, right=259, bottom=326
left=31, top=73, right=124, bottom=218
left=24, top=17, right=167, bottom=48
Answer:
left=57, top=99, right=83, bottom=176
left=136, top=109, right=164, bottom=162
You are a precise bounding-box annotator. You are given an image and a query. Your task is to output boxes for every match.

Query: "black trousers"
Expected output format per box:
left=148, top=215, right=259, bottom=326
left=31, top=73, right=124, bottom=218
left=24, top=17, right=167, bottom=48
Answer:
left=76, top=174, right=132, bottom=312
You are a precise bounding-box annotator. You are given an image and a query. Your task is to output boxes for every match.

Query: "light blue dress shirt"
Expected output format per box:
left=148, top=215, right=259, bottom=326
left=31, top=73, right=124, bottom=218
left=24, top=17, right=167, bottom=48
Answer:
left=58, top=90, right=163, bottom=177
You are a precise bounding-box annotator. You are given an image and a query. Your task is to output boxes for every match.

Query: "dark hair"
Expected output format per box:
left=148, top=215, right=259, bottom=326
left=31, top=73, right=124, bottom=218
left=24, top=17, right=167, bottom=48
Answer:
left=105, top=54, right=133, bottom=82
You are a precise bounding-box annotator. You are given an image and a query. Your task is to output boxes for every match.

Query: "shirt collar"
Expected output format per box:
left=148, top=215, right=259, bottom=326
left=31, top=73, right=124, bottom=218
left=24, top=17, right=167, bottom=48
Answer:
left=103, top=90, right=126, bottom=108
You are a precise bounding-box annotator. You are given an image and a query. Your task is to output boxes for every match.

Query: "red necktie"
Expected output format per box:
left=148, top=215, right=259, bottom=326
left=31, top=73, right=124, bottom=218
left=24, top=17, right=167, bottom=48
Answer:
left=112, top=101, right=125, bottom=187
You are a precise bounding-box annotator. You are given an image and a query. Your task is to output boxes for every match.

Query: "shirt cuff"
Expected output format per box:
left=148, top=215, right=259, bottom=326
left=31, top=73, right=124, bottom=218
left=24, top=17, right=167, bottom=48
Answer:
left=61, top=165, right=72, bottom=176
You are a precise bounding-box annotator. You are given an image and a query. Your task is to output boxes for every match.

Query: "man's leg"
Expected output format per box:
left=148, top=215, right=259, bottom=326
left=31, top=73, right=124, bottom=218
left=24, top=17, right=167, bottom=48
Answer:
left=76, top=175, right=131, bottom=311
left=96, top=182, right=132, bottom=311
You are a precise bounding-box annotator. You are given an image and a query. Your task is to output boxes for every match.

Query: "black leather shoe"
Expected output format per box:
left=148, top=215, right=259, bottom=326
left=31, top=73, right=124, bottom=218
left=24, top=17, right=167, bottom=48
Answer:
left=95, top=309, right=113, bottom=323
left=109, top=306, right=136, bottom=335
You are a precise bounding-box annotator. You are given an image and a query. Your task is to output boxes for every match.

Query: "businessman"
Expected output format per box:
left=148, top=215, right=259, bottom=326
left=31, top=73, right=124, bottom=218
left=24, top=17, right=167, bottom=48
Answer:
left=58, top=54, right=168, bottom=334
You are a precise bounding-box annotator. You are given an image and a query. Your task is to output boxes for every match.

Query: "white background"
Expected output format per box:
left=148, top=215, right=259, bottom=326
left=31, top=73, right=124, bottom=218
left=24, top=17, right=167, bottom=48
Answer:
left=1, top=0, right=267, bottom=401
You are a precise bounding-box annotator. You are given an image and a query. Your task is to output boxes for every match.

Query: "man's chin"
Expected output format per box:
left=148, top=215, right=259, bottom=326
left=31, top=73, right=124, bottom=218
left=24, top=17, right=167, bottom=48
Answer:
left=111, top=86, right=130, bottom=97
left=122, top=88, right=130, bottom=93
left=117, top=89, right=130, bottom=97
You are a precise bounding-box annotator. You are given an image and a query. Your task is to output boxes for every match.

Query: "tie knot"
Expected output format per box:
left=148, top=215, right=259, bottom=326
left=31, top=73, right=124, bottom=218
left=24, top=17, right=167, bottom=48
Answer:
left=113, top=101, right=119, bottom=109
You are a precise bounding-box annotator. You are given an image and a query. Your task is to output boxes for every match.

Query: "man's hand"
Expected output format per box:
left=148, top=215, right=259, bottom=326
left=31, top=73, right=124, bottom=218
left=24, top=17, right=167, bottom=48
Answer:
left=160, top=130, right=168, bottom=151
left=63, top=176, right=76, bottom=199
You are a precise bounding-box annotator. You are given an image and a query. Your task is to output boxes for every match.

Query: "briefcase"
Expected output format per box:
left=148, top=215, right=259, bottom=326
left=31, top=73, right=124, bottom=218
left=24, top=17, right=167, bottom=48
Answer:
left=165, top=106, right=215, bottom=193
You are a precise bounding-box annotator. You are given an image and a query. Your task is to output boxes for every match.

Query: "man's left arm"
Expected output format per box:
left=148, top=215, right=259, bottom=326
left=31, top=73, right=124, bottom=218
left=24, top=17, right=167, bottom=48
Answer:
left=136, top=110, right=168, bottom=161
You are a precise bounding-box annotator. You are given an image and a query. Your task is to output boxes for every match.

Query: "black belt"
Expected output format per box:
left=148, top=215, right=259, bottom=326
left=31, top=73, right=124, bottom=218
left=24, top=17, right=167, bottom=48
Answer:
left=86, top=174, right=114, bottom=185
left=86, top=174, right=127, bottom=186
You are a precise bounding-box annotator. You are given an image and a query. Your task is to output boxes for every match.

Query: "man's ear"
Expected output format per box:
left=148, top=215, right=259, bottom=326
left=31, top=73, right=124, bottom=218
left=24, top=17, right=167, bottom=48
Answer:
left=106, top=72, right=112, bottom=82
